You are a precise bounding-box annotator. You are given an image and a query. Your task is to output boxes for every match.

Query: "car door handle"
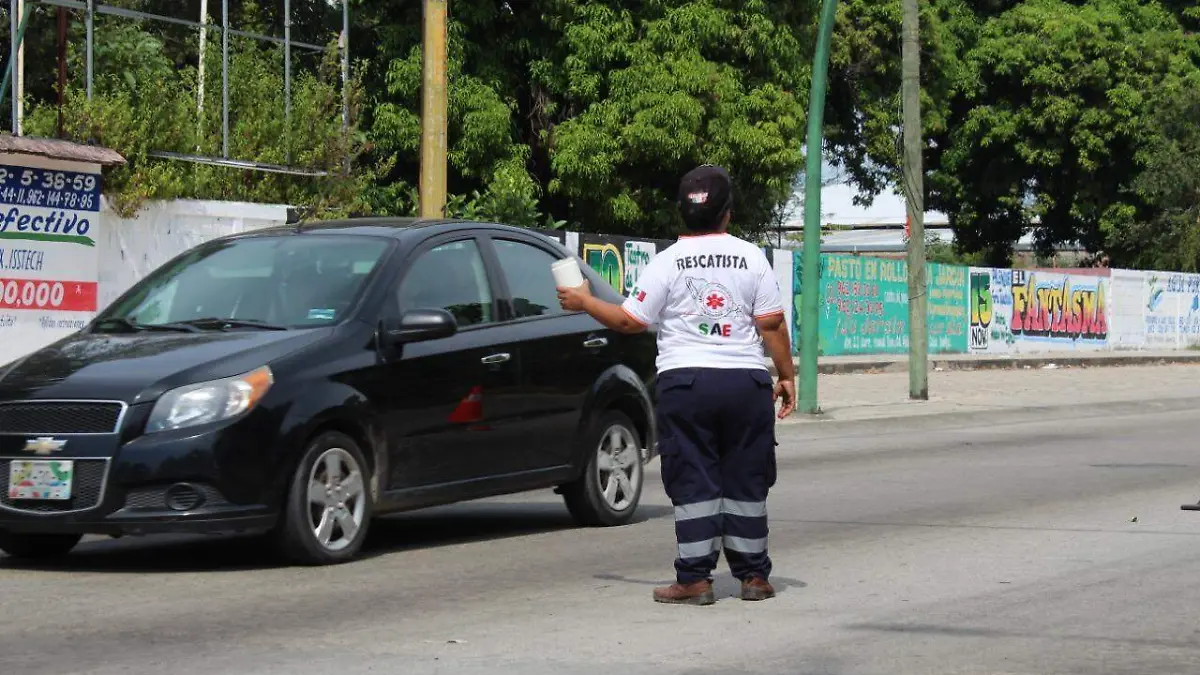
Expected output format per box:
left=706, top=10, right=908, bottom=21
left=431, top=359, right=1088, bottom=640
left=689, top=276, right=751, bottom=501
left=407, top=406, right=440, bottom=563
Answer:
left=583, top=337, right=609, bottom=348
left=481, top=353, right=511, bottom=365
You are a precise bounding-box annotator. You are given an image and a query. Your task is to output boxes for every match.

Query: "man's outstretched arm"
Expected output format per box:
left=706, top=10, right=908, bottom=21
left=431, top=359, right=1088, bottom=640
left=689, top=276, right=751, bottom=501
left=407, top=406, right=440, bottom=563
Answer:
left=558, top=282, right=649, bottom=335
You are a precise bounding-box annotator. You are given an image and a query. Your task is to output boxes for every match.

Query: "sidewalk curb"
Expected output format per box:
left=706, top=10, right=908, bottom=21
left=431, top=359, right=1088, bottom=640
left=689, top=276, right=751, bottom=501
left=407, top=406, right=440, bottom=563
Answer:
left=769, top=352, right=1200, bottom=377
left=775, top=395, right=1200, bottom=435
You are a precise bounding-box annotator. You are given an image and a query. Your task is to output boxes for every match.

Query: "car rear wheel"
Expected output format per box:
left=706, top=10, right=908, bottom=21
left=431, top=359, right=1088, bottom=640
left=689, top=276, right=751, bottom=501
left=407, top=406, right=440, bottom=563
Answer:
left=0, top=531, right=83, bottom=559
left=562, top=410, right=644, bottom=527
left=276, top=431, right=373, bottom=565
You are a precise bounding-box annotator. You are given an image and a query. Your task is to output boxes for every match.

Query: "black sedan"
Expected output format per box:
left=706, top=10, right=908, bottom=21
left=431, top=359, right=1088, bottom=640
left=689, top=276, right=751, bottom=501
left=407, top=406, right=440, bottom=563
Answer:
left=0, top=218, right=658, bottom=564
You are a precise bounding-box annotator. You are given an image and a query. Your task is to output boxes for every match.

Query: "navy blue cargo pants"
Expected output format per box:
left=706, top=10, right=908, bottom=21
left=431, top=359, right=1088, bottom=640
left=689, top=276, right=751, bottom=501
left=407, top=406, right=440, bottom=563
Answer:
left=655, top=367, right=778, bottom=584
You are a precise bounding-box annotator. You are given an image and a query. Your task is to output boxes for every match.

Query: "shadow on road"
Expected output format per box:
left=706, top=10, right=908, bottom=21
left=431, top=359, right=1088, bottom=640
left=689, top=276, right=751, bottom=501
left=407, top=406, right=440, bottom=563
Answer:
left=362, top=502, right=672, bottom=560
left=593, top=572, right=808, bottom=598
left=0, top=501, right=674, bottom=574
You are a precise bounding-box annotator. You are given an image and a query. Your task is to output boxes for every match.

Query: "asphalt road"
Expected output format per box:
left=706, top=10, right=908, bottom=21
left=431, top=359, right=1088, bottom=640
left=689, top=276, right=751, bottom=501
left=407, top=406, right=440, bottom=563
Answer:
left=4, top=397, right=1200, bottom=675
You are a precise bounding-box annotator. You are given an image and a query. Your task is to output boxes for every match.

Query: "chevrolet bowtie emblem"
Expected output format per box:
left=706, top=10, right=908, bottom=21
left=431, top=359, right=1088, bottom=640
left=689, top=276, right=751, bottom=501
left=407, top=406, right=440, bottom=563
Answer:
left=23, top=437, right=66, bottom=456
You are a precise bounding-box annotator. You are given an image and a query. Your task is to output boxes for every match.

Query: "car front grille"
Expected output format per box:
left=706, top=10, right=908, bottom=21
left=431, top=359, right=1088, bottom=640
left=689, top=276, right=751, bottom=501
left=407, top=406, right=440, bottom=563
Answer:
left=0, top=401, right=124, bottom=435
left=0, top=458, right=108, bottom=513
left=123, top=484, right=231, bottom=511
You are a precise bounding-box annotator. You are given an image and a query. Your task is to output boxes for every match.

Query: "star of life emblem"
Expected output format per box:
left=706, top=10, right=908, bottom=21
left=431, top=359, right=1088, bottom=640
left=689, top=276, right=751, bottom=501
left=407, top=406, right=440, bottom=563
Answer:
left=685, top=277, right=742, bottom=319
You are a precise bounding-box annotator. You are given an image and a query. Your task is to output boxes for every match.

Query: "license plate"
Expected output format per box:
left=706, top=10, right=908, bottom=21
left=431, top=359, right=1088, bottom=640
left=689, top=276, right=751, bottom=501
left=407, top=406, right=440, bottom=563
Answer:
left=7, top=460, right=74, bottom=501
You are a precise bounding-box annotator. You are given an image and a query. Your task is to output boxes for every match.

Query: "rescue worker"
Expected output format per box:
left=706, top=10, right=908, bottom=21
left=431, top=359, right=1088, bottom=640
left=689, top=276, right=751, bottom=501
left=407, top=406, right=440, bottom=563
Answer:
left=557, top=164, right=796, bottom=606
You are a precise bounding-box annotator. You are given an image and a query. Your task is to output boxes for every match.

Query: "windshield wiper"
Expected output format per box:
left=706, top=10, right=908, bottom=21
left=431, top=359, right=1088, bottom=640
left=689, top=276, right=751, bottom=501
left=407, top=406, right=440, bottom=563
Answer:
left=178, top=317, right=289, bottom=331
left=92, top=317, right=203, bottom=333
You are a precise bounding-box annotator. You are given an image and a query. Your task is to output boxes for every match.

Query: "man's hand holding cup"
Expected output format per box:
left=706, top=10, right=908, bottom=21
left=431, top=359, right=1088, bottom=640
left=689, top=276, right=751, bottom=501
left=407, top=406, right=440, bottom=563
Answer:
left=552, top=258, right=592, bottom=312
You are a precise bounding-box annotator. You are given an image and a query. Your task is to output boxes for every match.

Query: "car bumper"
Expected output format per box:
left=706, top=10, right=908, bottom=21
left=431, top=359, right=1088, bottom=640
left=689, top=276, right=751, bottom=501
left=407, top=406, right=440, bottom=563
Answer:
left=0, top=413, right=285, bottom=537
left=1, top=510, right=277, bottom=536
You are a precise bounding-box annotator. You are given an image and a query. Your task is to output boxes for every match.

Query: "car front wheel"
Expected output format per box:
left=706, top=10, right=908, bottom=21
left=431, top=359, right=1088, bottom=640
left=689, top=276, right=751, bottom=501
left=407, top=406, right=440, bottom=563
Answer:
left=562, top=411, right=645, bottom=527
left=0, top=531, right=83, bottom=560
left=276, top=431, right=373, bottom=565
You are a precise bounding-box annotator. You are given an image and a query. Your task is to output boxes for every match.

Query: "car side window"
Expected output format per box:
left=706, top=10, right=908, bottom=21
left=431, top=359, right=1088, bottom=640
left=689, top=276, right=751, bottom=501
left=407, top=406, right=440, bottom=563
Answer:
left=492, top=238, right=567, bottom=319
left=397, top=239, right=494, bottom=327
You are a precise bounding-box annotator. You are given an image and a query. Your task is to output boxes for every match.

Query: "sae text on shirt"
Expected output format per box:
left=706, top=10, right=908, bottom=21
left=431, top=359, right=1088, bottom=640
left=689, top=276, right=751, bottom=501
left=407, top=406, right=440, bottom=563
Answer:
left=620, top=233, right=784, bottom=374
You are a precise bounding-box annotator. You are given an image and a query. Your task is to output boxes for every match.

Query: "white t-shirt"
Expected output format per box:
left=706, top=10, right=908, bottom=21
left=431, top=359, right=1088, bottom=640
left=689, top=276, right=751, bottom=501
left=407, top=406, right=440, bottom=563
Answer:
left=620, top=233, right=784, bottom=374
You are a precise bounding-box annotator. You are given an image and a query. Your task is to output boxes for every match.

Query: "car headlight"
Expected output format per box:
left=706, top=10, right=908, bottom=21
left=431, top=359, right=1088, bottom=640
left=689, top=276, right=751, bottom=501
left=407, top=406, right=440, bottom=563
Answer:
left=146, top=366, right=274, bottom=434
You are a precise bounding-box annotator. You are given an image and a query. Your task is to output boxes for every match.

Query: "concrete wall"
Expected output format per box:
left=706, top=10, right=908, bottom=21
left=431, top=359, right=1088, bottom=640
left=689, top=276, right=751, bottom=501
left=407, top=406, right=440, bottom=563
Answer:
left=0, top=194, right=288, bottom=366
left=96, top=198, right=288, bottom=310
left=558, top=233, right=1197, bottom=359
left=1, top=202, right=1191, bottom=366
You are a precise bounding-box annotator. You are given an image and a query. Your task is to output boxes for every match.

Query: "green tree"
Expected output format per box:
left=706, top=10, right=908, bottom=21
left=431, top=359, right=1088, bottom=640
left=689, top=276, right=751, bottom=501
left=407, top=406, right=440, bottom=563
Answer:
left=21, top=15, right=369, bottom=218
left=1106, top=77, right=1200, bottom=270
left=925, top=0, right=1200, bottom=265
left=823, top=0, right=972, bottom=207
left=365, top=0, right=815, bottom=240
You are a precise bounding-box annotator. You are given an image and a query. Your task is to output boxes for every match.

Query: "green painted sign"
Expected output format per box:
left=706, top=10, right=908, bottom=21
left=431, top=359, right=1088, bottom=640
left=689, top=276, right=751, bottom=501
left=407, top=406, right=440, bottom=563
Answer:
left=792, top=253, right=968, bottom=356
left=929, top=262, right=969, bottom=353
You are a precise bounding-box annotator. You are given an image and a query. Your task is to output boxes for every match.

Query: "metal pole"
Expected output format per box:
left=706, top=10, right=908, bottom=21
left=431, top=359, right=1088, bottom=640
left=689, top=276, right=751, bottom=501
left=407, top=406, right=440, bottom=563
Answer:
left=283, top=0, right=291, bottom=163
left=2, top=0, right=32, bottom=130
left=221, top=0, right=229, bottom=158
left=419, top=0, right=448, bottom=217
left=57, top=7, right=67, bottom=137
left=341, top=0, right=349, bottom=133
left=798, top=0, right=838, bottom=415
left=340, top=0, right=351, bottom=175
left=902, top=0, right=928, bottom=400
left=15, top=0, right=23, bottom=135
left=8, top=0, right=13, bottom=132
left=85, top=0, right=93, bottom=100
left=8, top=0, right=16, bottom=132
left=197, top=0, right=207, bottom=150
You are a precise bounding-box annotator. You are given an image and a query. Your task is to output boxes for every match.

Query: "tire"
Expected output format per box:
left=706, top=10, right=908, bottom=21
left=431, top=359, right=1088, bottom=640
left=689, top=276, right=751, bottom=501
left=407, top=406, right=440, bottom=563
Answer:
left=276, top=431, right=373, bottom=565
left=562, top=410, right=645, bottom=527
left=0, top=531, right=82, bottom=559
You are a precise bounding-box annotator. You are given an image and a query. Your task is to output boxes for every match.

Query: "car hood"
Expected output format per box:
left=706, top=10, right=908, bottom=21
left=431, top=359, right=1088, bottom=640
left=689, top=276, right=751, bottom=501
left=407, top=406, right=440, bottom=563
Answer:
left=0, top=328, right=334, bottom=404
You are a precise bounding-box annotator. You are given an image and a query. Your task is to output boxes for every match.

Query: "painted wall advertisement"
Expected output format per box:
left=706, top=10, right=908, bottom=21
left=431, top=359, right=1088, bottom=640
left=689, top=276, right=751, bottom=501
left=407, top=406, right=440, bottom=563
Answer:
left=577, top=233, right=670, bottom=296
left=968, top=267, right=1016, bottom=353
left=1142, top=271, right=1200, bottom=349
left=792, top=253, right=968, bottom=356
left=968, top=268, right=1109, bottom=353
left=0, top=156, right=101, bottom=357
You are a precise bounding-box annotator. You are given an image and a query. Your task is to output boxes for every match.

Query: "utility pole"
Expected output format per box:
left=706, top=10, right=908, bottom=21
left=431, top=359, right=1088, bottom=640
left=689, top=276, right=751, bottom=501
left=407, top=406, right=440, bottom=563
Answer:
left=902, top=0, right=928, bottom=400
left=798, top=0, right=839, bottom=415
left=419, top=0, right=449, bottom=218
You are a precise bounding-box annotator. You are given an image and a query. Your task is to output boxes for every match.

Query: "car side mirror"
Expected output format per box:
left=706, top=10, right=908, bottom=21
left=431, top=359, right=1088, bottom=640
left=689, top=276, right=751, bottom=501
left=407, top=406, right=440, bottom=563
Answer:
left=383, top=309, right=458, bottom=346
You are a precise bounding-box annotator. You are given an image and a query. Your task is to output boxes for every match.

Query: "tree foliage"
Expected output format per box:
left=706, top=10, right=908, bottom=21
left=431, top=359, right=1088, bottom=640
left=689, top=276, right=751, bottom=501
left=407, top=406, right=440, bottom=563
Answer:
left=3, top=0, right=1200, bottom=269
left=923, top=0, right=1200, bottom=266
left=814, top=0, right=1200, bottom=269
left=1105, top=77, right=1200, bottom=270
left=364, top=0, right=814, bottom=240
left=18, top=4, right=369, bottom=218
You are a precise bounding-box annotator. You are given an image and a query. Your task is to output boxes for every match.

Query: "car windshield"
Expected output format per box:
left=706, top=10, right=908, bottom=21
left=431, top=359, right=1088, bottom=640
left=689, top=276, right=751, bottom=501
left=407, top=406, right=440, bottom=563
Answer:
left=95, top=235, right=390, bottom=332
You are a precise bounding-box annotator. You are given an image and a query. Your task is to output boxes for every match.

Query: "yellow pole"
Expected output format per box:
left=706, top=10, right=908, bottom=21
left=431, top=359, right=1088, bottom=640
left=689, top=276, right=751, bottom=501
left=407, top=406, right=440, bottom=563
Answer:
left=419, top=0, right=448, bottom=219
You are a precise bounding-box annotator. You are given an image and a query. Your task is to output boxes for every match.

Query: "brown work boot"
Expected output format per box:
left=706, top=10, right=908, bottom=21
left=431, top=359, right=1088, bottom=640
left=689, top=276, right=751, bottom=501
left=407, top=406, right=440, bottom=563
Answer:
left=741, top=577, right=775, bottom=601
left=653, top=580, right=715, bottom=606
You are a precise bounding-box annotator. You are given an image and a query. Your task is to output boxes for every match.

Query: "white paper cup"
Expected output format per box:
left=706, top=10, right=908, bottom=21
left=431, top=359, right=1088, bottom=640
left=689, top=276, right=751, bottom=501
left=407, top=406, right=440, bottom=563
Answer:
left=551, top=257, right=585, bottom=288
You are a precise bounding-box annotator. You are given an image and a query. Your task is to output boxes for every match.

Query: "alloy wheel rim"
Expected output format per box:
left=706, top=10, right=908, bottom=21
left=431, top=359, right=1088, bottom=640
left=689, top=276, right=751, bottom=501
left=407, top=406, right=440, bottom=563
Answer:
left=306, top=447, right=366, bottom=552
left=596, top=424, right=642, bottom=512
